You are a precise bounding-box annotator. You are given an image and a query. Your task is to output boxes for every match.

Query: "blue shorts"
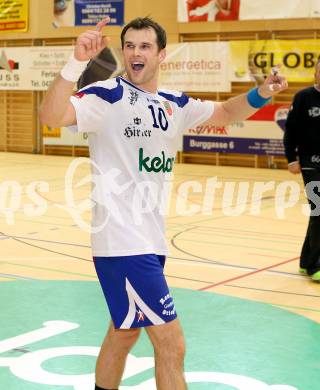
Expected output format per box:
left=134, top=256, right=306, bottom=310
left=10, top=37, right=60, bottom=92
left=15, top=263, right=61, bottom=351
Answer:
left=93, top=254, right=177, bottom=329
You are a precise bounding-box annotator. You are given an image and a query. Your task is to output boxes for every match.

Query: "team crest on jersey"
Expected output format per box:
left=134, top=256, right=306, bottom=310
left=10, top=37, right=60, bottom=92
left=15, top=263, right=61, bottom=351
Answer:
left=128, top=89, right=139, bottom=105
left=163, top=101, right=173, bottom=116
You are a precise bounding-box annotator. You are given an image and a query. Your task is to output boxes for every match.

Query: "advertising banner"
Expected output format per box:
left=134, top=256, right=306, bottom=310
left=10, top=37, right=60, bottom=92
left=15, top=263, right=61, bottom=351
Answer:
left=43, top=127, right=88, bottom=146
left=178, top=0, right=320, bottom=22
left=0, top=43, right=229, bottom=93
left=159, top=42, right=230, bottom=92
left=5, top=40, right=318, bottom=92
left=183, top=104, right=289, bottom=155
left=0, top=46, right=73, bottom=90
left=0, top=0, right=28, bottom=32
left=178, top=0, right=240, bottom=22
left=239, top=0, right=320, bottom=20
left=230, top=40, right=320, bottom=83
left=54, top=0, right=124, bottom=27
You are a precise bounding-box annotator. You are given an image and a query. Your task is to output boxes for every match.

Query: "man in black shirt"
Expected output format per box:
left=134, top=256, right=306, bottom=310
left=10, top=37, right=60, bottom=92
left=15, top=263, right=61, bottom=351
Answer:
left=284, top=60, right=320, bottom=282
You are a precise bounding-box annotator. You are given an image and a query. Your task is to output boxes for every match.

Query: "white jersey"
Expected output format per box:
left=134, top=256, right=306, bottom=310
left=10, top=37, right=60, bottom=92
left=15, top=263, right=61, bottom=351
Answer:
left=70, top=76, right=214, bottom=257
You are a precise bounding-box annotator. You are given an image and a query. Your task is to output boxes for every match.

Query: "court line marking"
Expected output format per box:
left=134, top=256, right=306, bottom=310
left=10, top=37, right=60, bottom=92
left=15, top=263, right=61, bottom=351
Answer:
left=1, top=235, right=90, bottom=248
left=247, top=253, right=288, bottom=259
left=168, top=200, right=306, bottom=226
left=167, top=257, right=304, bottom=279
left=225, top=283, right=320, bottom=298
left=166, top=273, right=320, bottom=298
left=272, top=303, right=320, bottom=313
left=172, top=171, right=297, bottom=184
left=175, top=232, right=301, bottom=247
left=175, top=237, right=297, bottom=254
left=0, top=273, right=37, bottom=280
left=8, top=238, right=92, bottom=262
left=190, top=226, right=303, bottom=240
left=0, top=215, right=75, bottom=228
left=167, top=223, right=304, bottom=240
left=7, top=232, right=298, bottom=278
left=0, top=229, right=303, bottom=279
left=199, top=256, right=300, bottom=291
left=2, top=261, right=96, bottom=279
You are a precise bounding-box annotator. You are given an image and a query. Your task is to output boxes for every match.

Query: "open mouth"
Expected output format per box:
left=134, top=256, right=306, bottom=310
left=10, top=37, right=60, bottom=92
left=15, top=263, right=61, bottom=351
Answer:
left=131, top=63, right=145, bottom=71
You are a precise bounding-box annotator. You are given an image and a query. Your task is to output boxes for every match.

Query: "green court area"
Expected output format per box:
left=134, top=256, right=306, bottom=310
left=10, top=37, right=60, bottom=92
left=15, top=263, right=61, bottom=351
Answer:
left=0, top=281, right=319, bottom=389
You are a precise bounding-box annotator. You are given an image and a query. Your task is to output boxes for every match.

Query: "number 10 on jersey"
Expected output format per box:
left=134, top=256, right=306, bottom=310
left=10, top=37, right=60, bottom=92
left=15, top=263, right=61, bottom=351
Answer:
left=148, top=105, right=169, bottom=131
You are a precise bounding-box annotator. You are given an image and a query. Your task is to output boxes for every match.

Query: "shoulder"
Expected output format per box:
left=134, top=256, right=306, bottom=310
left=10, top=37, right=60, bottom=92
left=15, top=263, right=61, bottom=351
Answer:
left=76, top=77, right=124, bottom=104
left=78, top=77, right=119, bottom=91
left=158, top=88, right=190, bottom=108
left=295, top=87, right=314, bottom=100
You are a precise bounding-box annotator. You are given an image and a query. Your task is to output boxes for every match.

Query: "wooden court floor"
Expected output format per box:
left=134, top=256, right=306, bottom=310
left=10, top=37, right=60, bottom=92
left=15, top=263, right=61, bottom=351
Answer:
left=1, top=151, right=319, bottom=325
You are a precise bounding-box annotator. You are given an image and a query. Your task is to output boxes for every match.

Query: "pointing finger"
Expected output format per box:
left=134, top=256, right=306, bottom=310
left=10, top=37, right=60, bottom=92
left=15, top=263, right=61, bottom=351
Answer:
left=271, top=64, right=281, bottom=76
left=95, top=16, right=111, bottom=32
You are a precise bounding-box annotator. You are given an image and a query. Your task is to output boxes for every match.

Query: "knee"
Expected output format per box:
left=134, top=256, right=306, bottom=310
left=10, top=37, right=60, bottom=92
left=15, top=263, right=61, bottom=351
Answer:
left=109, top=328, right=141, bottom=352
left=155, top=333, right=186, bottom=361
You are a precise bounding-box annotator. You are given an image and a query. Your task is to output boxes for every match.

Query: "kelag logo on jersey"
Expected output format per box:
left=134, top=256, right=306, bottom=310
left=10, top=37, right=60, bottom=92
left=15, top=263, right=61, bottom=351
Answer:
left=139, top=147, right=175, bottom=173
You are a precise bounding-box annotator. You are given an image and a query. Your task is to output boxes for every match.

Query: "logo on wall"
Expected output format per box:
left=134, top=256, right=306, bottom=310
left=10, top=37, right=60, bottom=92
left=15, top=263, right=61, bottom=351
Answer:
left=275, top=107, right=289, bottom=131
left=0, top=51, right=19, bottom=72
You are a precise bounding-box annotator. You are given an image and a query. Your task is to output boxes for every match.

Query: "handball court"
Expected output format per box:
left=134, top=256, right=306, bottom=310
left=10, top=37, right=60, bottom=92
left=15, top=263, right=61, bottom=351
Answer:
left=1, top=152, right=319, bottom=390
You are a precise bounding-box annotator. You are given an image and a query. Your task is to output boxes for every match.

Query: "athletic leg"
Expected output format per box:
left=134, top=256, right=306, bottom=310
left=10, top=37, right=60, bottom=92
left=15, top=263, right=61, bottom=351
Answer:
left=145, top=318, right=187, bottom=390
left=302, top=170, right=320, bottom=275
left=300, top=221, right=311, bottom=271
left=95, top=321, right=141, bottom=389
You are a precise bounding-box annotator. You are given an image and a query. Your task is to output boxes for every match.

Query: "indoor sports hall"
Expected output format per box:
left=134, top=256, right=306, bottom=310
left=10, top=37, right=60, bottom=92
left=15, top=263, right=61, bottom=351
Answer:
left=1, top=1, right=320, bottom=390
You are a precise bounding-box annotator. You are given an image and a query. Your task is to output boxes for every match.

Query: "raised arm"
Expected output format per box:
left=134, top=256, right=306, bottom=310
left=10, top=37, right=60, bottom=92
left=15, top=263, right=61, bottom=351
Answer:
left=39, top=17, right=110, bottom=128
left=209, top=66, right=288, bottom=125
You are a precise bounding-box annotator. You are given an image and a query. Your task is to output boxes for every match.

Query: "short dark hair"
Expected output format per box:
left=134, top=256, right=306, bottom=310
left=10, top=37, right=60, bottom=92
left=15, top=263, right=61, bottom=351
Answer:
left=120, top=17, right=167, bottom=51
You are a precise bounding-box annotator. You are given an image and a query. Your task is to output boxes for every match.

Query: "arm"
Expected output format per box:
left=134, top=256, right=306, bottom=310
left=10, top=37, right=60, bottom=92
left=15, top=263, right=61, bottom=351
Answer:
left=39, top=17, right=110, bottom=128
left=284, top=93, right=301, bottom=174
left=39, top=75, right=77, bottom=128
left=216, top=0, right=230, bottom=15
left=208, top=66, right=288, bottom=125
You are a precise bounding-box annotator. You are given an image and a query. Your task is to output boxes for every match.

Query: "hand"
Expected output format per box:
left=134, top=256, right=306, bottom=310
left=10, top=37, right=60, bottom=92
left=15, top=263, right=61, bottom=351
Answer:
left=258, top=65, right=288, bottom=98
left=74, top=17, right=110, bottom=61
left=288, top=161, right=301, bottom=174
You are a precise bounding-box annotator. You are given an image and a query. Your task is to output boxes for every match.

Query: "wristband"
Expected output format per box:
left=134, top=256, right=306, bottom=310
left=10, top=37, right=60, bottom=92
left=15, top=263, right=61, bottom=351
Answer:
left=247, top=88, right=271, bottom=108
left=60, top=53, right=90, bottom=82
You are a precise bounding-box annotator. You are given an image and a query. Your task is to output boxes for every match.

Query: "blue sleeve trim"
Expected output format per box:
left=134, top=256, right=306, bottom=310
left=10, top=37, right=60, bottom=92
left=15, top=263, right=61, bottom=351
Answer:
left=158, top=91, right=189, bottom=108
left=80, top=81, right=124, bottom=104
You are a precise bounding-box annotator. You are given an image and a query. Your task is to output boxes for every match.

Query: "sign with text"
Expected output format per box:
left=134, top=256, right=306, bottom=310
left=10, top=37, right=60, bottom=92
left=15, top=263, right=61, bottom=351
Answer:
left=183, top=104, right=290, bottom=155
left=0, top=46, right=73, bottom=90
left=230, top=40, right=320, bottom=83
left=159, top=42, right=230, bottom=92
left=0, top=0, right=28, bottom=32
left=43, top=127, right=88, bottom=146
left=54, top=0, right=124, bottom=27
